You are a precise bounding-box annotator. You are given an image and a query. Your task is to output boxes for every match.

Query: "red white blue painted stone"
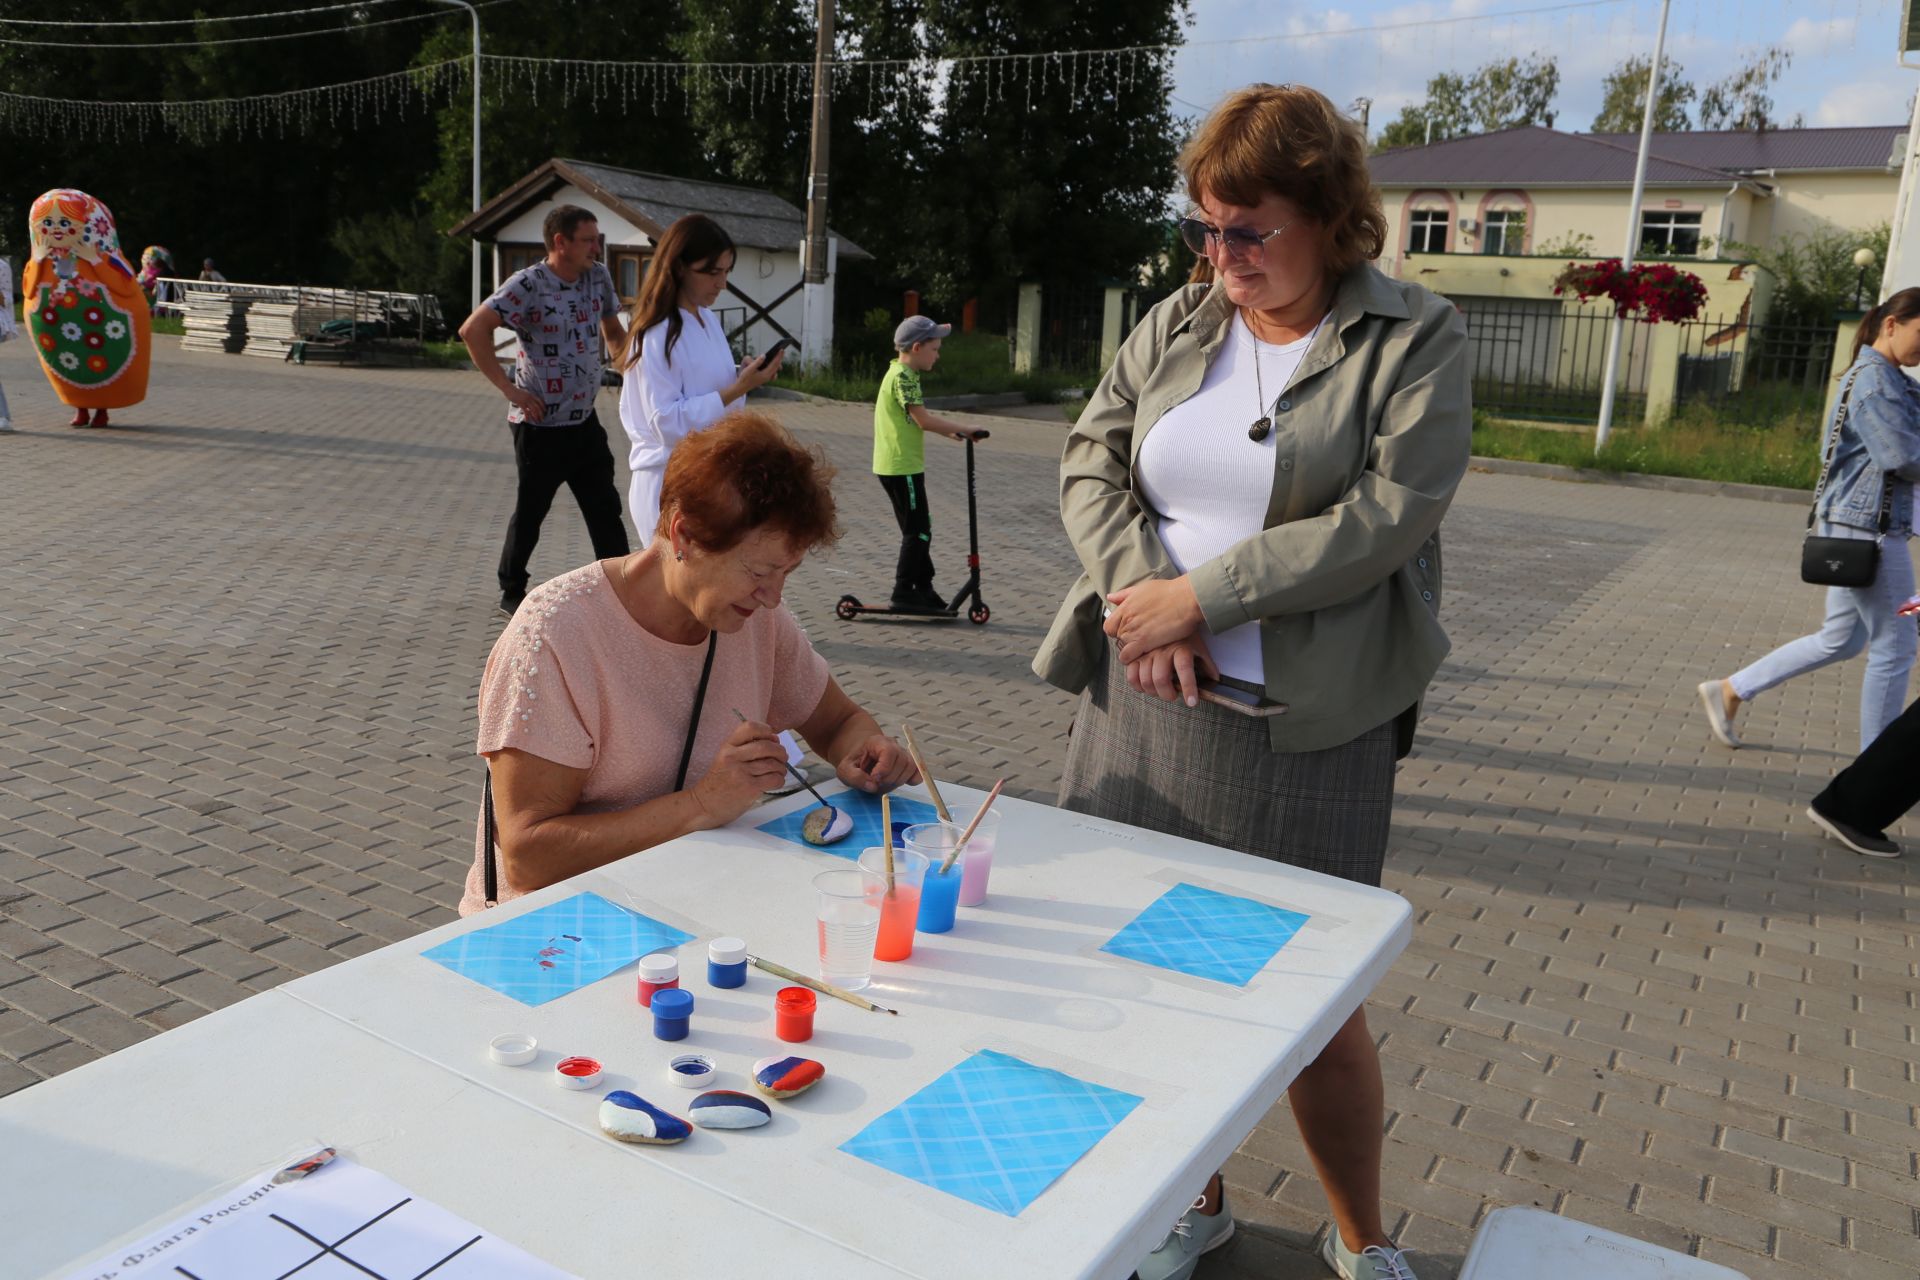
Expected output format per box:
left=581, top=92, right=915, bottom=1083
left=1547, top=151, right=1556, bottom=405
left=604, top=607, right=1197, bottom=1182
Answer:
left=598, top=1090, right=692, bottom=1144
left=752, top=1054, right=825, bottom=1099
left=689, top=1089, right=773, bottom=1129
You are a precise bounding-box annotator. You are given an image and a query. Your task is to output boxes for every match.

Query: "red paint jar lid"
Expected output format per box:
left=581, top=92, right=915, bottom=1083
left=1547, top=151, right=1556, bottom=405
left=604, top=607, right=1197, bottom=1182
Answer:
left=557, top=1055, right=601, bottom=1076
left=776, top=986, right=816, bottom=1013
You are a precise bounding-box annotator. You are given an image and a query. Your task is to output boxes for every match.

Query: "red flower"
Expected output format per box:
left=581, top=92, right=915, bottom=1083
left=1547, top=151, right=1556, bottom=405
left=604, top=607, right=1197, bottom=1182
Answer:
left=85, top=355, right=108, bottom=372
left=83, top=308, right=102, bottom=324
left=38, top=333, right=55, bottom=350
left=84, top=333, right=104, bottom=349
left=40, top=308, right=56, bottom=324
left=56, top=293, right=77, bottom=309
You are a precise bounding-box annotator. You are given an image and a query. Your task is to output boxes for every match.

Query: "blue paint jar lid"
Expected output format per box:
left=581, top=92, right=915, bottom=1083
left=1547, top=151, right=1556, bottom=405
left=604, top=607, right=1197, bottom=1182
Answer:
left=652, top=988, right=694, bottom=1018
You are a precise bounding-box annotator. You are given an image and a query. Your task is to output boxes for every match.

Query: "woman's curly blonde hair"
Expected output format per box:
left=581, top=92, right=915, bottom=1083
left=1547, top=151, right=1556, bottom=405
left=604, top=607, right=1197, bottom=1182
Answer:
left=1179, top=84, right=1387, bottom=278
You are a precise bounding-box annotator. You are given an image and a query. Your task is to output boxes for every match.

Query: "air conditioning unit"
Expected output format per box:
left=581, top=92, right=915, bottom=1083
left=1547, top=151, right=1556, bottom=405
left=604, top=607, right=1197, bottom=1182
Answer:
left=1458, top=217, right=1479, bottom=233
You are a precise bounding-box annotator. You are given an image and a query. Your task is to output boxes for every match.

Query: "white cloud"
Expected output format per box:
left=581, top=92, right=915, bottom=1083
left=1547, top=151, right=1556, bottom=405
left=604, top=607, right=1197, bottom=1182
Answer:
left=1814, top=75, right=1912, bottom=126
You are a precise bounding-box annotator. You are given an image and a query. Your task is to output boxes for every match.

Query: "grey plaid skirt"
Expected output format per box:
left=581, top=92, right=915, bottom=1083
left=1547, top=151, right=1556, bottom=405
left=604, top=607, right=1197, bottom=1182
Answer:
left=1059, top=647, right=1397, bottom=886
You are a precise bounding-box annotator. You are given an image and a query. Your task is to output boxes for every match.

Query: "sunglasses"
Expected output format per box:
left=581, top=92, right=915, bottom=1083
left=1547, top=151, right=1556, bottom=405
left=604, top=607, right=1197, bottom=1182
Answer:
left=1177, top=216, right=1295, bottom=265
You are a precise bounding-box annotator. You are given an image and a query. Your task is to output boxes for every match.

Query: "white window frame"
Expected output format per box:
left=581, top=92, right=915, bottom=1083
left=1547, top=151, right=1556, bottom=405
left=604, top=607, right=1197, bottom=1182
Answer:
left=1481, top=209, right=1526, bottom=256
left=1639, top=210, right=1703, bottom=257
left=1408, top=208, right=1450, bottom=254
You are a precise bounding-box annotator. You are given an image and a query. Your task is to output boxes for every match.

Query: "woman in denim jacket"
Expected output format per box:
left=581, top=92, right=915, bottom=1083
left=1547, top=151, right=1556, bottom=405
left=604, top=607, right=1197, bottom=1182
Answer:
left=1700, top=288, right=1920, bottom=755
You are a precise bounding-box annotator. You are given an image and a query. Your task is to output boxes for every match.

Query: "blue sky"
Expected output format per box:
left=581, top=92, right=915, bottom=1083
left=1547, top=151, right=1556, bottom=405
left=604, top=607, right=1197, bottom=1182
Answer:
left=1169, top=0, right=1915, bottom=133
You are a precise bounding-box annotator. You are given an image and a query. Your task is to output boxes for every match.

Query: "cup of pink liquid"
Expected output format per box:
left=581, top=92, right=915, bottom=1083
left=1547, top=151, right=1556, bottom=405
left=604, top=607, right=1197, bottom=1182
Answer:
left=947, top=803, right=1002, bottom=906
left=856, top=846, right=926, bottom=961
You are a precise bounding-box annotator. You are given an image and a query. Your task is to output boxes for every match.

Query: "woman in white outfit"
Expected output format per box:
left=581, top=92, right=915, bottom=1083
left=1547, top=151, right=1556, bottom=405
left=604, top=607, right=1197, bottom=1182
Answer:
left=616, top=215, right=785, bottom=544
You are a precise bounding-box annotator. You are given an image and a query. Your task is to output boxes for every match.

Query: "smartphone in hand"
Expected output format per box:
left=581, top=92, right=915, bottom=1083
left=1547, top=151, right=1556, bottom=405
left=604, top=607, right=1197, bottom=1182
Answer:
left=1197, top=681, right=1288, bottom=718
left=756, top=338, right=793, bottom=369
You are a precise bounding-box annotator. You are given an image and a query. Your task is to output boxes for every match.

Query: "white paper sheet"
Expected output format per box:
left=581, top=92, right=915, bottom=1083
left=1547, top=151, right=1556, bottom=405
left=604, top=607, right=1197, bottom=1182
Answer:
left=52, top=1154, right=577, bottom=1280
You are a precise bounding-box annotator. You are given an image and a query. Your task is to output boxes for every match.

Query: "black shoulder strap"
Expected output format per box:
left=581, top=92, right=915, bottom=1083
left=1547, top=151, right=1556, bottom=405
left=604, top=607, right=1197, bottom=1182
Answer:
left=675, top=630, right=719, bottom=793
left=1809, top=366, right=1868, bottom=531
left=484, top=629, right=717, bottom=909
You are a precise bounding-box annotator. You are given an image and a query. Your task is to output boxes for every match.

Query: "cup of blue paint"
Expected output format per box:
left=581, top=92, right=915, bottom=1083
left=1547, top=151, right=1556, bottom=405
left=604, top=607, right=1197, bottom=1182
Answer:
left=651, top=987, right=694, bottom=1041
left=708, top=936, right=748, bottom=988
left=917, top=860, right=963, bottom=934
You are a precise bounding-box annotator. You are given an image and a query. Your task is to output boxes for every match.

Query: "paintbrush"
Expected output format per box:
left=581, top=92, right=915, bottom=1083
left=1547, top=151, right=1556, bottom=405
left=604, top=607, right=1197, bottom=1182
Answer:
left=881, top=791, right=895, bottom=894
left=731, top=708, right=849, bottom=844
left=940, top=777, right=1006, bottom=874
left=899, top=722, right=951, bottom=822
left=748, top=954, right=898, bottom=1015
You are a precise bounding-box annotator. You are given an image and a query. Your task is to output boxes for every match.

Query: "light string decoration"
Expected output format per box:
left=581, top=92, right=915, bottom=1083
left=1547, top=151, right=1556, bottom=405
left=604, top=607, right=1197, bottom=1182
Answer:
left=0, top=0, right=1679, bottom=143
left=0, top=57, right=471, bottom=142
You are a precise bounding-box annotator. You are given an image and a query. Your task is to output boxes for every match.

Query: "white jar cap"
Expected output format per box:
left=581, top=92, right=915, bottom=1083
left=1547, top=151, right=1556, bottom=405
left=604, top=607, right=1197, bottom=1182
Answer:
left=708, top=937, right=747, bottom=965
left=637, top=952, right=679, bottom=981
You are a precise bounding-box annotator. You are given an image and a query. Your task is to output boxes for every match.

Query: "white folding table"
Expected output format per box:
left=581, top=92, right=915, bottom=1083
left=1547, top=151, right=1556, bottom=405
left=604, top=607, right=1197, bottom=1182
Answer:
left=5, top=783, right=1411, bottom=1280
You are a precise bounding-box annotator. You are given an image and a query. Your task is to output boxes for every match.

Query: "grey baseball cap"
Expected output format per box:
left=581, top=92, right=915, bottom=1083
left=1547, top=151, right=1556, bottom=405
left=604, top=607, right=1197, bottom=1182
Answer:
left=893, top=315, right=951, bottom=348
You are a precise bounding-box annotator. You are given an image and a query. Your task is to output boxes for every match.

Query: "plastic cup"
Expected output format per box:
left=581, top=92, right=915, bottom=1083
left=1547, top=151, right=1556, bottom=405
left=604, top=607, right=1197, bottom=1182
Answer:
left=857, top=846, right=926, bottom=962
left=949, top=805, right=1002, bottom=906
left=904, top=823, right=964, bottom=932
left=814, top=868, right=884, bottom=991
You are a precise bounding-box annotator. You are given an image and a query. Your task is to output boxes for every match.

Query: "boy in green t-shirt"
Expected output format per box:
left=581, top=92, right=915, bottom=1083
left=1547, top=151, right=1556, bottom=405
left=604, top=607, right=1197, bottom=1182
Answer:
left=873, top=315, right=985, bottom=612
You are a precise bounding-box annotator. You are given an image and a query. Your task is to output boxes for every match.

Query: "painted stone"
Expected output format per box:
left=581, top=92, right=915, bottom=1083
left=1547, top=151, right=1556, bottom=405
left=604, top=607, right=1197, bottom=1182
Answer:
left=689, top=1089, right=773, bottom=1130
left=598, top=1090, right=692, bottom=1145
left=752, top=1054, right=826, bottom=1099
left=801, top=805, right=853, bottom=845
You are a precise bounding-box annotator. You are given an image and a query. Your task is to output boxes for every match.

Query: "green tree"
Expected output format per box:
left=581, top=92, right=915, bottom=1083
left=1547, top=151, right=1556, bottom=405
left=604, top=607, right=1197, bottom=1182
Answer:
left=1732, top=223, right=1890, bottom=325
left=1698, top=47, right=1801, bottom=132
left=1373, top=54, right=1557, bottom=151
left=1590, top=55, right=1695, bottom=132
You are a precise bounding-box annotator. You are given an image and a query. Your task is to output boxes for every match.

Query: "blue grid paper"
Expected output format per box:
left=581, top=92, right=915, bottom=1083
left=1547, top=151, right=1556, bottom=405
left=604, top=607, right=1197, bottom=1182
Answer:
left=421, top=891, right=693, bottom=1005
left=1100, top=882, right=1309, bottom=987
left=840, top=1049, right=1143, bottom=1217
left=754, top=789, right=939, bottom=860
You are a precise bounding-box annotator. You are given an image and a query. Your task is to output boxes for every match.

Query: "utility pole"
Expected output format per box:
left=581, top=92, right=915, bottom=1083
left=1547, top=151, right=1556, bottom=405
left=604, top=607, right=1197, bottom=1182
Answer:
left=436, top=0, right=483, bottom=314
left=1352, top=97, right=1372, bottom=134
left=1593, top=0, right=1672, bottom=453
left=799, top=0, right=834, bottom=370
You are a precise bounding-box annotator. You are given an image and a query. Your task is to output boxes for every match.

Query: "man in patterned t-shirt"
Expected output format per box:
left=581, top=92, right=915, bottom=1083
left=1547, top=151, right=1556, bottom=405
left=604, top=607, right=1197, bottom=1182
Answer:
left=458, top=204, right=631, bottom=616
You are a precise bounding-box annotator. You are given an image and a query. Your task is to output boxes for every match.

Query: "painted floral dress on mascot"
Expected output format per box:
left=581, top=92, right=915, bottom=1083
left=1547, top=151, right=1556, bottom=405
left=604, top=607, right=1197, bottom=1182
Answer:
left=24, top=189, right=150, bottom=427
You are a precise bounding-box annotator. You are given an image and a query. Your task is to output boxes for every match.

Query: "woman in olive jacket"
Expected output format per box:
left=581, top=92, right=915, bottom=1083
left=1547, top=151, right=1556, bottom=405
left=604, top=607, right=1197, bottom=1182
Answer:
left=1034, top=85, right=1470, bottom=1280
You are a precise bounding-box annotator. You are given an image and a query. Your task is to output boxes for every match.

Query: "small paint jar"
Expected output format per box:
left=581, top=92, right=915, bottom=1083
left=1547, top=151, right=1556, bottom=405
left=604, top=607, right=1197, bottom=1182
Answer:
left=667, top=1052, right=716, bottom=1089
left=636, top=953, right=679, bottom=1007
left=775, top=986, right=816, bottom=1043
left=707, top=936, right=748, bottom=989
left=554, top=1056, right=602, bottom=1090
left=651, top=987, right=694, bottom=1041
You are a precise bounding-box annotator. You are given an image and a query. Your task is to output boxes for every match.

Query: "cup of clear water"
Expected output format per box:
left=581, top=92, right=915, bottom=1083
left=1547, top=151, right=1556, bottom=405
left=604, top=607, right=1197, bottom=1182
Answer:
left=814, top=868, right=885, bottom=991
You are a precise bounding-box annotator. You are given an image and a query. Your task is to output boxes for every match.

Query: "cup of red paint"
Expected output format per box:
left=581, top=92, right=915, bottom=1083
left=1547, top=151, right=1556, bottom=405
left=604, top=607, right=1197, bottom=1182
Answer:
left=775, top=986, right=816, bottom=1042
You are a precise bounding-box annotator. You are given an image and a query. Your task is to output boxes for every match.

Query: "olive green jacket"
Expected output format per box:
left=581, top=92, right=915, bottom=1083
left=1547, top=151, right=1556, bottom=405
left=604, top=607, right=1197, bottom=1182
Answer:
left=1031, top=265, right=1472, bottom=753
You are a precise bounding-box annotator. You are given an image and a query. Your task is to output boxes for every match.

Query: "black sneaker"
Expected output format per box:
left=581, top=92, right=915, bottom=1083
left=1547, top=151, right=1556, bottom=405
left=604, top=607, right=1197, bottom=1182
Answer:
left=1805, top=802, right=1900, bottom=858
left=498, top=591, right=525, bottom=619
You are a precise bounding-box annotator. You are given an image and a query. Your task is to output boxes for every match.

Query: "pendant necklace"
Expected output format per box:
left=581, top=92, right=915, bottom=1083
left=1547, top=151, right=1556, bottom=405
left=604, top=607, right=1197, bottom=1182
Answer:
left=1248, top=309, right=1330, bottom=442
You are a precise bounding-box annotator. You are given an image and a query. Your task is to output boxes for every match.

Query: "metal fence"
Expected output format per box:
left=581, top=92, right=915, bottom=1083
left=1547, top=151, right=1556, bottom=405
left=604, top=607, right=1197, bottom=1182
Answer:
left=1459, top=296, right=1839, bottom=430
left=1034, top=282, right=1109, bottom=374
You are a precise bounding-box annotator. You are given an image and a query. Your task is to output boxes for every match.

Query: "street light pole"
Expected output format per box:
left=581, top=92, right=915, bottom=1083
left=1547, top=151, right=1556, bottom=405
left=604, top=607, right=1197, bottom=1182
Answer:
left=436, top=0, right=483, bottom=315
left=799, top=0, right=834, bottom=370
left=1593, top=0, right=1672, bottom=454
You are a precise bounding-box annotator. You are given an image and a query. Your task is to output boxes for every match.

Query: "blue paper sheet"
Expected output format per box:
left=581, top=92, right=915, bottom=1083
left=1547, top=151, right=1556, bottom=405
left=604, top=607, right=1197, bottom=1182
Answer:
left=754, top=789, right=939, bottom=861
left=421, top=891, right=694, bottom=1006
left=840, top=1049, right=1142, bottom=1216
left=1099, top=881, right=1308, bottom=986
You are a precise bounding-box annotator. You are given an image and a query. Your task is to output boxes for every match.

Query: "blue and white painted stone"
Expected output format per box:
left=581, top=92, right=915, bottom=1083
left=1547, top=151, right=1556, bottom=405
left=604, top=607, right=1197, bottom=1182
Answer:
left=752, top=1054, right=826, bottom=1099
left=689, top=1089, right=773, bottom=1130
left=598, top=1090, right=692, bottom=1144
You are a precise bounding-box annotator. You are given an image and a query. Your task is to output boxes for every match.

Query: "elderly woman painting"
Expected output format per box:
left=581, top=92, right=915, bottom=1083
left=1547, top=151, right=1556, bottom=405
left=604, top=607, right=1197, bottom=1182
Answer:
left=464, top=409, right=916, bottom=913
left=1034, top=85, right=1470, bottom=1280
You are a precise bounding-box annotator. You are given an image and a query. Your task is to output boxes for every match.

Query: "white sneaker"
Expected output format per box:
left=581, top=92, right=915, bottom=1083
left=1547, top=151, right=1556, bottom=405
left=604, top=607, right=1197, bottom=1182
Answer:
left=0, top=418, right=13, bottom=432
left=1322, top=1231, right=1420, bottom=1280
left=1696, top=680, right=1741, bottom=748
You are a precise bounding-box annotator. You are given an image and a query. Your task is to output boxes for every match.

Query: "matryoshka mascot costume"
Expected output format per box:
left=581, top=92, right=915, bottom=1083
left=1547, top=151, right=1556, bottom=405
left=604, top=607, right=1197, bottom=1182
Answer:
left=24, top=189, right=151, bottom=428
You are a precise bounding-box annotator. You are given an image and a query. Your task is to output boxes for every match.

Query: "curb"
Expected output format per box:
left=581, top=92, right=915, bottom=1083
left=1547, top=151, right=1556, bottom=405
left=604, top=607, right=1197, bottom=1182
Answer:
left=1467, top=454, right=1810, bottom=505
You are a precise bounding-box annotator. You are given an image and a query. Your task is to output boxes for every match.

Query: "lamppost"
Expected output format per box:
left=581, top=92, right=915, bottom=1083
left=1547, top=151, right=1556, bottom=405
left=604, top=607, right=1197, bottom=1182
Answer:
left=1853, top=246, right=1878, bottom=310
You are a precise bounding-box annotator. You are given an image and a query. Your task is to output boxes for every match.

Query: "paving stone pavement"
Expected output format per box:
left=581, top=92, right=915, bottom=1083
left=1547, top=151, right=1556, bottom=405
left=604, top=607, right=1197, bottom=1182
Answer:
left=1, top=340, right=1916, bottom=1279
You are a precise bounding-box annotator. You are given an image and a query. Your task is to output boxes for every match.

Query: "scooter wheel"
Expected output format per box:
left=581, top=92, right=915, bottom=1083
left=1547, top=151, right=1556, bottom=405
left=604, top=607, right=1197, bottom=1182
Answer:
left=968, top=602, right=990, bottom=625
left=835, top=594, right=861, bottom=621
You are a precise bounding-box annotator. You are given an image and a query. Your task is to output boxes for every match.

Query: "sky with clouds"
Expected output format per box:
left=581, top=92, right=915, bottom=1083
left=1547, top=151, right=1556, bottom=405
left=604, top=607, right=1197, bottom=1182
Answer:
left=1168, top=0, right=1915, bottom=134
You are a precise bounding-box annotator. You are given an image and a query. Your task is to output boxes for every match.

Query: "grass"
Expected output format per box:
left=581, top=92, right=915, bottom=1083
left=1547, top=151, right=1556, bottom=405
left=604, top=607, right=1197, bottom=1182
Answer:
left=779, top=330, right=1094, bottom=403
left=152, top=315, right=184, bottom=336
left=1473, top=408, right=1820, bottom=490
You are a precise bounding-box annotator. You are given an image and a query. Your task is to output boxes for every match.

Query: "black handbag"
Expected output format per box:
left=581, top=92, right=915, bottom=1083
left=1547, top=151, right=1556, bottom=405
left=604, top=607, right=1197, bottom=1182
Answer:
left=1801, top=367, right=1893, bottom=588
left=482, top=630, right=717, bottom=907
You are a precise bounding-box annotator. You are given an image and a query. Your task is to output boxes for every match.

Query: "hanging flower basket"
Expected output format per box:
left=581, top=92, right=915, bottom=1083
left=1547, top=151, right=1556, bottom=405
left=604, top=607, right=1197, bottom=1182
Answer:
left=1553, top=259, right=1707, bottom=324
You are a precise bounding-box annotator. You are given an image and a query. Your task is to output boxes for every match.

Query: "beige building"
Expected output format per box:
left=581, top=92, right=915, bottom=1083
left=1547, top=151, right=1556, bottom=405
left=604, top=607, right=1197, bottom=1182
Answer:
left=1369, top=125, right=1903, bottom=310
